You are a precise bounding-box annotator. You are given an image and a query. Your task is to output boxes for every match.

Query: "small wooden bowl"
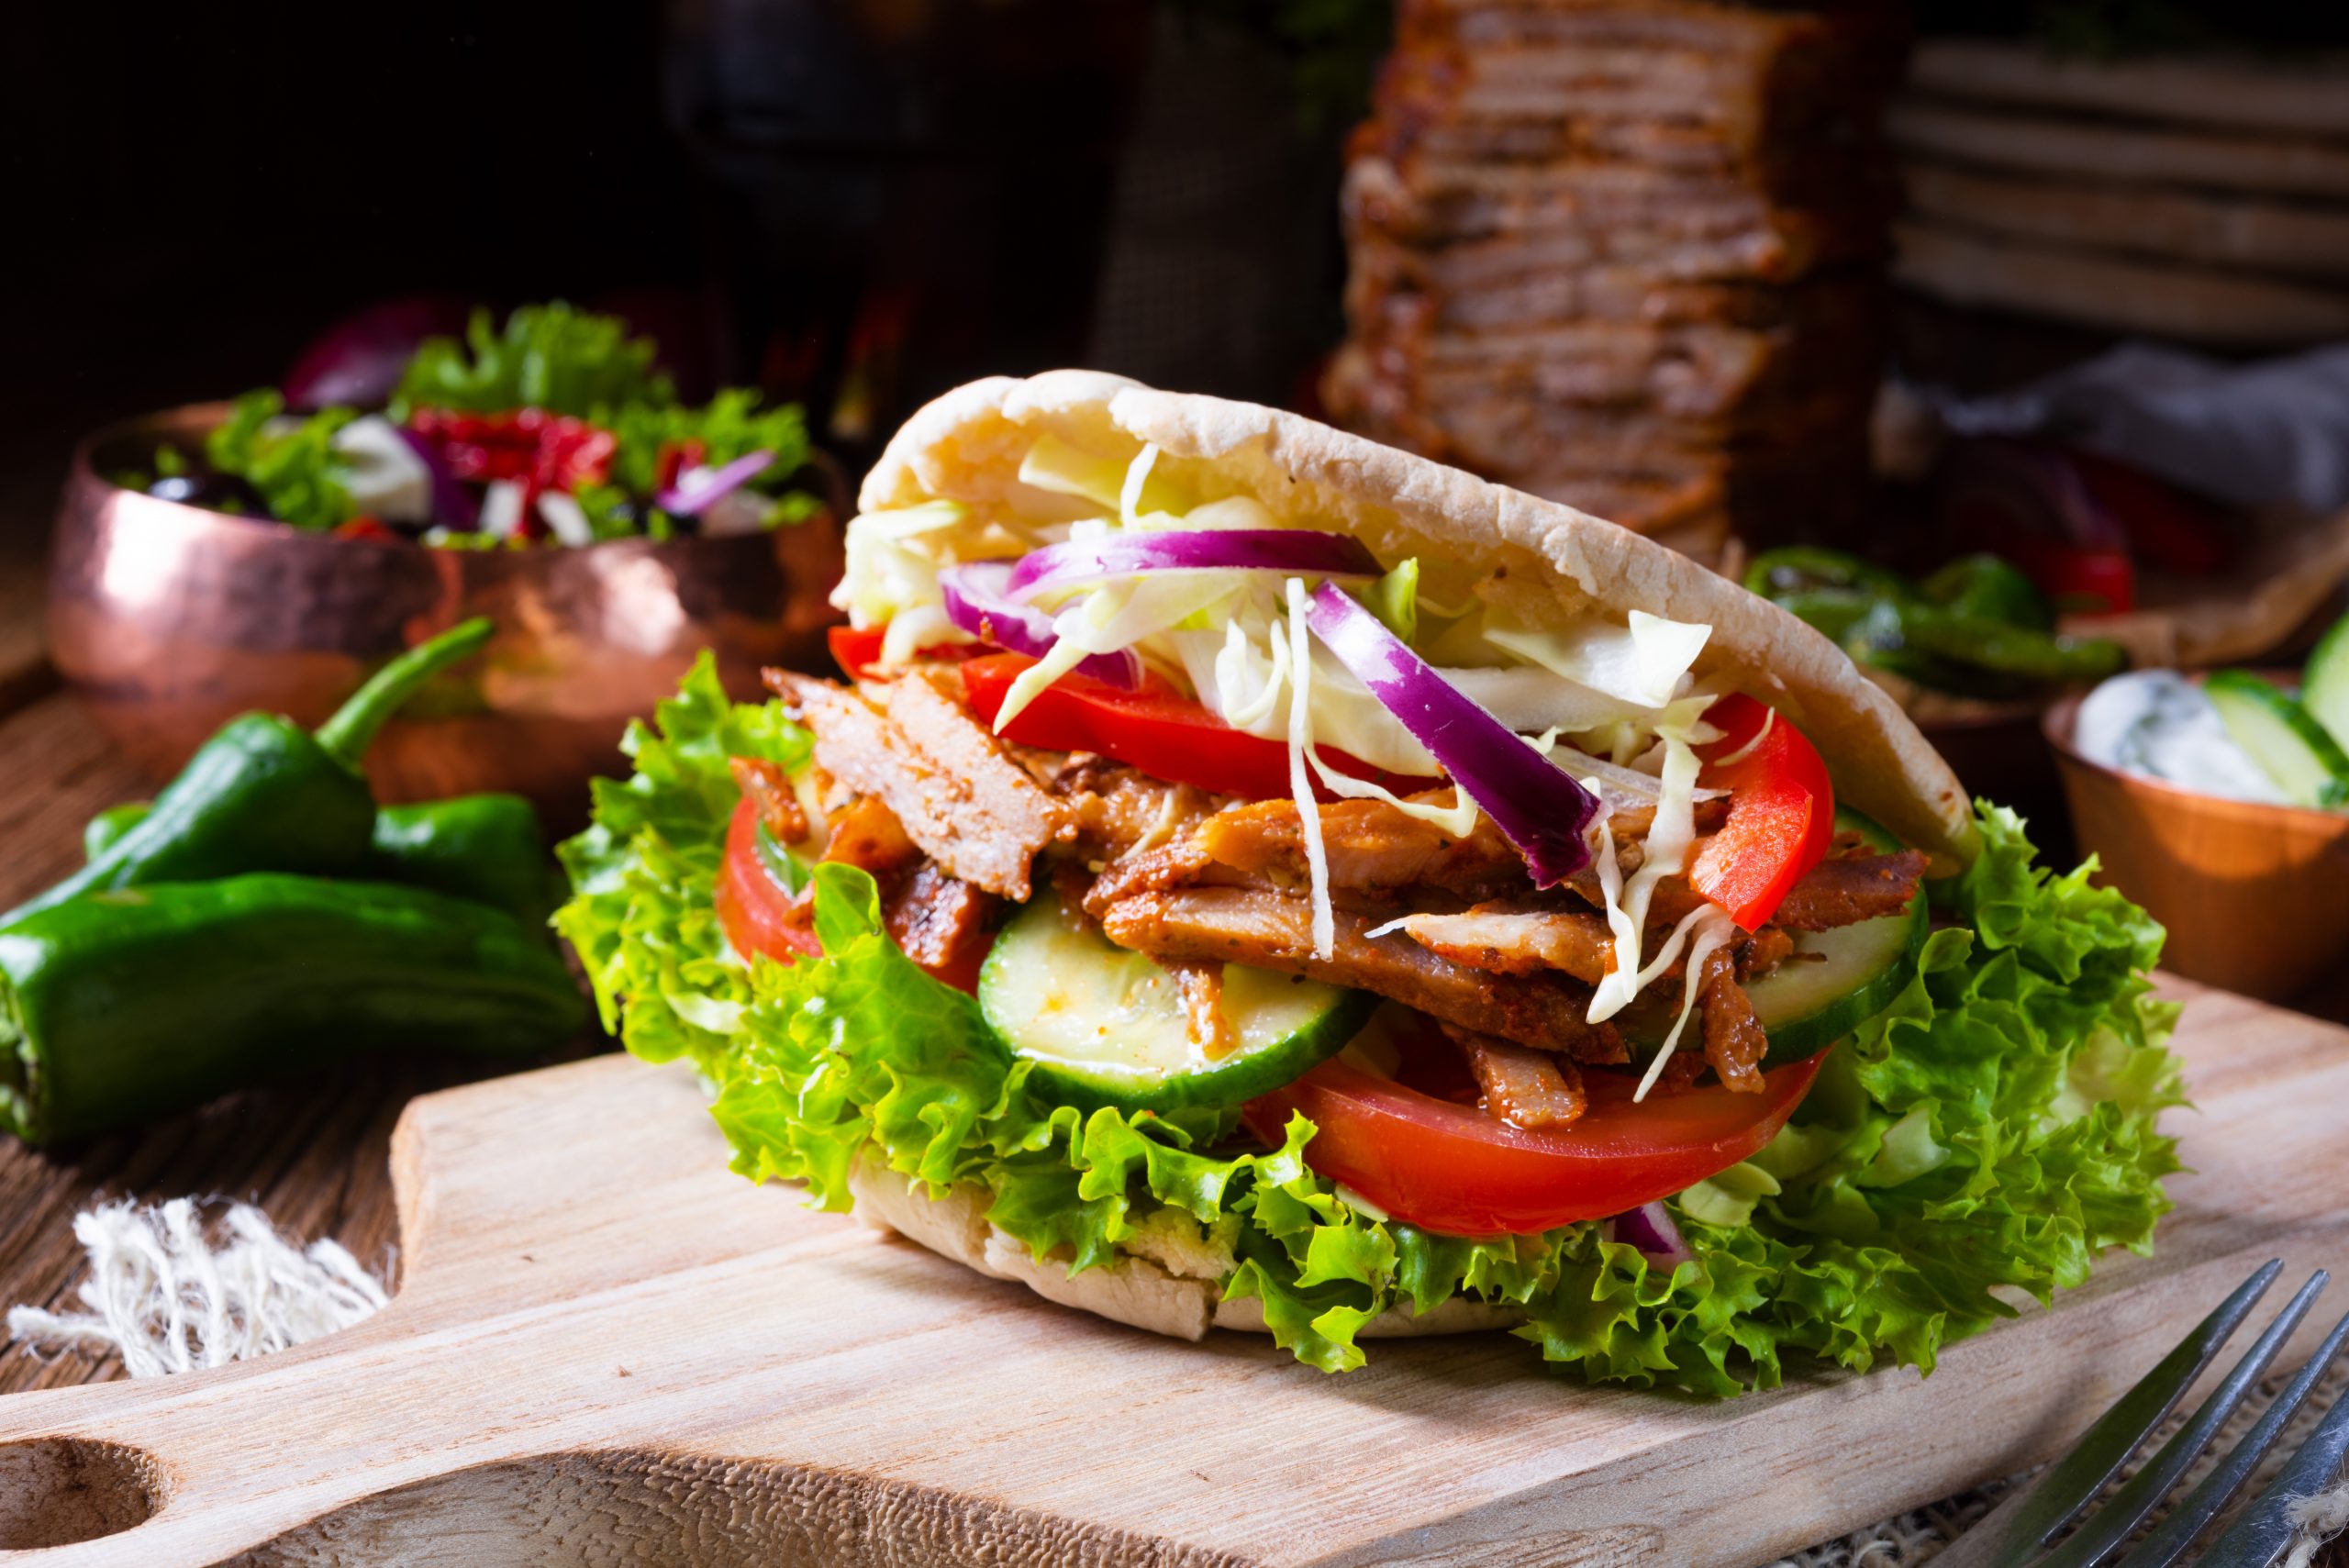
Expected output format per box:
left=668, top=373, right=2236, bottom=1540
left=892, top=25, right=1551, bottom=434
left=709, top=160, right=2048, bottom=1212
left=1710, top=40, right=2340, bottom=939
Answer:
left=47, top=404, right=847, bottom=830
left=2044, top=688, right=2349, bottom=1000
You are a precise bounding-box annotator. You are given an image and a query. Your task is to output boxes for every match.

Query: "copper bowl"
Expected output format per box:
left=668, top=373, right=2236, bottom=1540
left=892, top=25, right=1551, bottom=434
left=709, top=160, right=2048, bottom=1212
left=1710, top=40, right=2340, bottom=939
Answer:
left=48, top=404, right=846, bottom=828
left=2044, top=686, right=2349, bottom=1000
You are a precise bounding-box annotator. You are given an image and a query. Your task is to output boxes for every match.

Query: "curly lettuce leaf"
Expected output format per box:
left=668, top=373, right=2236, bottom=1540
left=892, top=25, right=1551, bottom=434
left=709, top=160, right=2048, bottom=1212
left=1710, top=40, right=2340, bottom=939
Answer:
left=391, top=301, right=672, bottom=420
left=559, top=685, right=2184, bottom=1396
left=555, top=652, right=807, bottom=1074
left=204, top=390, right=358, bottom=531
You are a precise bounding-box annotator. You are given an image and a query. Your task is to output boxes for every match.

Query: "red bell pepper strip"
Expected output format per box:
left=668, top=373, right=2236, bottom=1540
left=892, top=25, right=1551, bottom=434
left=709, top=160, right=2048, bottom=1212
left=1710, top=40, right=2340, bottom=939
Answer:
left=1686, top=695, right=1834, bottom=932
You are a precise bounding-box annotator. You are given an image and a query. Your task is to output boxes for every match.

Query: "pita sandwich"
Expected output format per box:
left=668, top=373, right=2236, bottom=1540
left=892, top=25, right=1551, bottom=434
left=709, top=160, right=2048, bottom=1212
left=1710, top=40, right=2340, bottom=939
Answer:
left=561, top=373, right=2182, bottom=1395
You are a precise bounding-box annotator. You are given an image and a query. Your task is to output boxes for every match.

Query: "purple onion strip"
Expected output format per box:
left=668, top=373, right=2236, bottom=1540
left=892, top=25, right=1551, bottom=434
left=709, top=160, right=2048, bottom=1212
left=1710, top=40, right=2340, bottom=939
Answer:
left=655, top=449, right=775, bottom=517
left=1006, top=529, right=1380, bottom=602
left=1307, top=580, right=1596, bottom=886
left=1607, top=1201, right=1693, bottom=1267
left=938, top=562, right=1141, bottom=688
left=392, top=426, right=480, bottom=533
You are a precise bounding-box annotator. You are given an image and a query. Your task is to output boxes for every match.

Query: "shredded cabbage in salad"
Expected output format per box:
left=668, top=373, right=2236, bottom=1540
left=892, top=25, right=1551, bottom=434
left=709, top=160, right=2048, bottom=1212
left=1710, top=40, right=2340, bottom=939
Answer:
left=830, top=431, right=1743, bottom=1038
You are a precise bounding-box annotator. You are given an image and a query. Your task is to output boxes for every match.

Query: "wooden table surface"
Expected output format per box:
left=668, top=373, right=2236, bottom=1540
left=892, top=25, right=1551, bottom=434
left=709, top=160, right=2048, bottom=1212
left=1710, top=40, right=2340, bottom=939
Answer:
left=0, top=554, right=595, bottom=1396
left=3, top=553, right=2347, bottom=1564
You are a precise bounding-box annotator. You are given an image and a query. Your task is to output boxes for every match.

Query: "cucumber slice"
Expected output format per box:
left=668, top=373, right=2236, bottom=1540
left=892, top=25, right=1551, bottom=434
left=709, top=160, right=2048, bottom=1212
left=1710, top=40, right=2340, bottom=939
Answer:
left=978, top=898, right=1375, bottom=1113
left=2301, top=611, right=2349, bottom=756
left=2203, top=671, right=2349, bottom=810
left=1744, top=807, right=1927, bottom=1065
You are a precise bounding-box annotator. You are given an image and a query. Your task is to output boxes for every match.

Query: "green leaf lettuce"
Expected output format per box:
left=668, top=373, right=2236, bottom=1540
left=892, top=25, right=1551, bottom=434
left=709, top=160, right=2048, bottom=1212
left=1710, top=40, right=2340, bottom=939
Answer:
left=559, top=683, right=2183, bottom=1396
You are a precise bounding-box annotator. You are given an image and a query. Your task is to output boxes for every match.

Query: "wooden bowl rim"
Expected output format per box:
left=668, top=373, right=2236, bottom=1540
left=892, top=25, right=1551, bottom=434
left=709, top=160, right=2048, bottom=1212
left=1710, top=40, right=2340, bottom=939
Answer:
left=69, top=400, right=841, bottom=564
left=2042, top=683, right=2349, bottom=839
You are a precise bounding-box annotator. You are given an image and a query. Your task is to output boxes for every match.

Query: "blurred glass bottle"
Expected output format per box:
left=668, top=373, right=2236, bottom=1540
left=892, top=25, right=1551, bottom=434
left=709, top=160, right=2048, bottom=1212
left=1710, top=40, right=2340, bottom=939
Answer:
left=662, top=0, right=1149, bottom=463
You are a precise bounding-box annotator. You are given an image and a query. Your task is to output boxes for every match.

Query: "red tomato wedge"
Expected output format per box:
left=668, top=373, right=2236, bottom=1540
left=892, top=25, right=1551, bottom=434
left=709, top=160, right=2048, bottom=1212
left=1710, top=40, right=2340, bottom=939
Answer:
left=715, top=796, right=823, bottom=965
left=828, top=625, right=981, bottom=681
left=960, top=651, right=1429, bottom=802
left=1687, top=695, right=1835, bottom=933
left=1241, top=1051, right=1828, bottom=1235
left=715, top=794, right=990, bottom=994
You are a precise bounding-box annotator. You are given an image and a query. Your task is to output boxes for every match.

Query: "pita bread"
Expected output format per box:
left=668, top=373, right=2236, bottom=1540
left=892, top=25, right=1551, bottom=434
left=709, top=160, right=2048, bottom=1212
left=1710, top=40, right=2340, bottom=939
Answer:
left=1894, top=221, right=2349, bottom=347
left=1909, top=39, right=2349, bottom=140
left=848, top=1163, right=1524, bottom=1344
left=1888, top=100, right=2349, bottom=202
left=1904, top=162, right=2349, bottom=284
left=860, top=370, right=1975, bottom=865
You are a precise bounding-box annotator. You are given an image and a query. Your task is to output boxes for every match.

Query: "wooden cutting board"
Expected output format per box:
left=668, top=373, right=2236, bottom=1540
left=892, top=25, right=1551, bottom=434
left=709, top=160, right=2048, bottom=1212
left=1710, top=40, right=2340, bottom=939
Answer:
left=4, top=980, right=2347, bottom=1568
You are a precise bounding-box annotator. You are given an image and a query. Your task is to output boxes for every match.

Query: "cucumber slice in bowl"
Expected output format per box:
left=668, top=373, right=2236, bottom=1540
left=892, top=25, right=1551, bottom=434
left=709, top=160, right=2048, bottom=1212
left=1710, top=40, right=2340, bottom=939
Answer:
left=1744, top=807, right=1927, bottom=1066
left=978, top=898, right=1375, bottom=1113
left=2204, top=670, right=2349, bottom=810
left=2302, top=610, right=2349, bottom=756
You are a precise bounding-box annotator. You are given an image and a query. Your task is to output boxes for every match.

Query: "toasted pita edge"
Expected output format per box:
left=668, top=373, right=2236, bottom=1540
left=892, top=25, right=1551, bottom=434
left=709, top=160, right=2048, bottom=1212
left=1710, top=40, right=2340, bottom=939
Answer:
left=860, top=370, right=1976, bottom=865
left=847, top=1162, right=1524, bottom=1343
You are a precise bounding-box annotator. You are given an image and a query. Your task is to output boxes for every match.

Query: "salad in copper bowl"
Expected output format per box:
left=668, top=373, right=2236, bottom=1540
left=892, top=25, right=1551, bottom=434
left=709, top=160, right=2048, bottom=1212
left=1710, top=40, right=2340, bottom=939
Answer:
left=115, top=301, right=827, bottom=549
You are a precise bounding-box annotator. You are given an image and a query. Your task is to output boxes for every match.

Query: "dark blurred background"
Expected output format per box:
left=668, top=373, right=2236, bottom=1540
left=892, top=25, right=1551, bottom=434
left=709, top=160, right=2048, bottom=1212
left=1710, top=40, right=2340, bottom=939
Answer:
left=3, top=0, right=2342, bottom=566
left=0, top=0, right=1391, bottom=569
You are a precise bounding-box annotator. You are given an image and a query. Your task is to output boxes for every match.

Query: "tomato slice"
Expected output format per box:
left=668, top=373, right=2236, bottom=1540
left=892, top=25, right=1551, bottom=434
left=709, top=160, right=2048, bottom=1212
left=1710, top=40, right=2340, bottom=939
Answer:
left=1241, top=1051, right=1827, bottom=1235
left=716, top=796, right=823, bottom=965
left=960, top=652, right=1429, bottom=802
left=715, top=793, right=992, bottom=994
left=1687, top=695, right=1834, bottom=933
left=828, top=625, right=982, bottom=681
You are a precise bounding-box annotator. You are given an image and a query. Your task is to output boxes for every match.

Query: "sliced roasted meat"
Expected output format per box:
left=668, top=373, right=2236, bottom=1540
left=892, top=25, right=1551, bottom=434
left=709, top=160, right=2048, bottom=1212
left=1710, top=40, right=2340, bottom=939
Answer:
left=1097, top=885, right=1625, bottom=1062
left=1386, top=902, right=1618, bottom=985
left=1734, top=924, right=1797, bottom=982
left=821, top=795, right=921, bottom=883
left=771, top=670, right=1067, bottom=901
left=1772, top=850, right=1927, bottom=931
left=1164, top=960, right=1237, bottom=1060
left=1049, top=760, right=1217, bottom=865
left=1196, top=797, right=1525, bottom=899
left=1449, top=1026, right=1587, bottom=1130
left=728, top=756, right=808, bottom=842
left=1698, top=945, right=1768, bottom=1093
left=886, top=862, right=998, bottom=975
left=1603, top=795, right=1731, bottom=843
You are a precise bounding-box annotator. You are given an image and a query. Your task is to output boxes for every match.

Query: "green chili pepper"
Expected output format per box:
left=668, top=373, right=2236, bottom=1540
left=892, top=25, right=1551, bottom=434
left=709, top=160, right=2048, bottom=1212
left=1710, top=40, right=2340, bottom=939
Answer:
left=368, top=795, right=556, bottom=928
left=1742, top=547, right=1912, bottom=601
left=0, top=875, right=584, bottom=1146
left=83, top=791, right=552, bottom=929
left=81, top=803, right=148, bottom=863
left=1898, top=606, right=2129, bottom=683
left=5, top=619, right=492, bottom=928
left=1920, top=554, right=2054, bottom=632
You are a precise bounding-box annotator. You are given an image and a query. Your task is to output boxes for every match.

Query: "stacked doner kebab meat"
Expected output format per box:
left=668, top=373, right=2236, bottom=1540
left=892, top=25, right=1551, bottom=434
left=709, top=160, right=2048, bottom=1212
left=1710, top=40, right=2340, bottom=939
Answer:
left=1324, top=0, right=1904, bottom=558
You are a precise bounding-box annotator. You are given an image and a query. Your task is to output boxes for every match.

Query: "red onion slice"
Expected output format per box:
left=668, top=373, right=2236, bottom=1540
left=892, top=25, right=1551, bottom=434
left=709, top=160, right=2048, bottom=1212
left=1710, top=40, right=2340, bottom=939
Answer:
left=1307, top=580, right=1597, bottom=886
left=655, top=449, right=775, bottom=516
left=1606, top=1201, right=1692, bottom=1267
left=1007, top=529, right=1380, bottom=601
left=938, top=562, right=1141, bottom=688
left=392, top=426, right=480, bottom=532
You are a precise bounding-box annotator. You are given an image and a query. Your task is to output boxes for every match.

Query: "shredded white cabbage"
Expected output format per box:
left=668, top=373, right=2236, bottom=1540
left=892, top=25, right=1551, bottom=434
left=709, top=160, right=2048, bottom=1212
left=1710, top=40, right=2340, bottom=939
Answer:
left=1284, top=577, right=1335, bottom=960
left=1634, top=906, right=1740, bottom=1101
left=839, top=436, right=1776, bottom=1063
left=1486, top=609, right=1711, bottom=710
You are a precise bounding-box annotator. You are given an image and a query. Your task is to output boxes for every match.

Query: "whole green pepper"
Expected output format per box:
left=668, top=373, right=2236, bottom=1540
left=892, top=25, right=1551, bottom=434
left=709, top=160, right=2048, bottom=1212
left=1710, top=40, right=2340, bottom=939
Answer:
left=1920, top=554, right=2054, bottom=632
left=369, top=795, right=556, bottom=928
left=5, top=619, right=491, bottom=928
left=83, top=792, right=555, bottom=929
left=0, top=875, right=584, bottom=1145
left=81, top=803, right=148, bottom=863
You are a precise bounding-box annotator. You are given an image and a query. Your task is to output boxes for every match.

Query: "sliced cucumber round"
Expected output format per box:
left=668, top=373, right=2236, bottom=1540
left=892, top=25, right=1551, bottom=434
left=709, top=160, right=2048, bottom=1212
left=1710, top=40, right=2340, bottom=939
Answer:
left=2295, top=614, right=2349, bottom=764
left=977, top=898, right=1375, bottom=1113
left=2204, top=670, right=2349, bottom=810
left=1746, top=806, right=1927, bottom=1066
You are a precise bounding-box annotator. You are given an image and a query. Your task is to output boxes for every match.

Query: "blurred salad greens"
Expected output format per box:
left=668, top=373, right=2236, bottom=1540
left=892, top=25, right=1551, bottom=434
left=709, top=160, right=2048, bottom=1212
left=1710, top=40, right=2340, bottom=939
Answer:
left=1746, top=548, right=2129, bottom=700
left=121, top=303, right=821, bottom=549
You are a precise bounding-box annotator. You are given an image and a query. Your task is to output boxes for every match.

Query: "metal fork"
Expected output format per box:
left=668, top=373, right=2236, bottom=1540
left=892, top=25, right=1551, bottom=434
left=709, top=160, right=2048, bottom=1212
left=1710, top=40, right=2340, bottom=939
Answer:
left=1933, top=1261, right=2349, bottom=1568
